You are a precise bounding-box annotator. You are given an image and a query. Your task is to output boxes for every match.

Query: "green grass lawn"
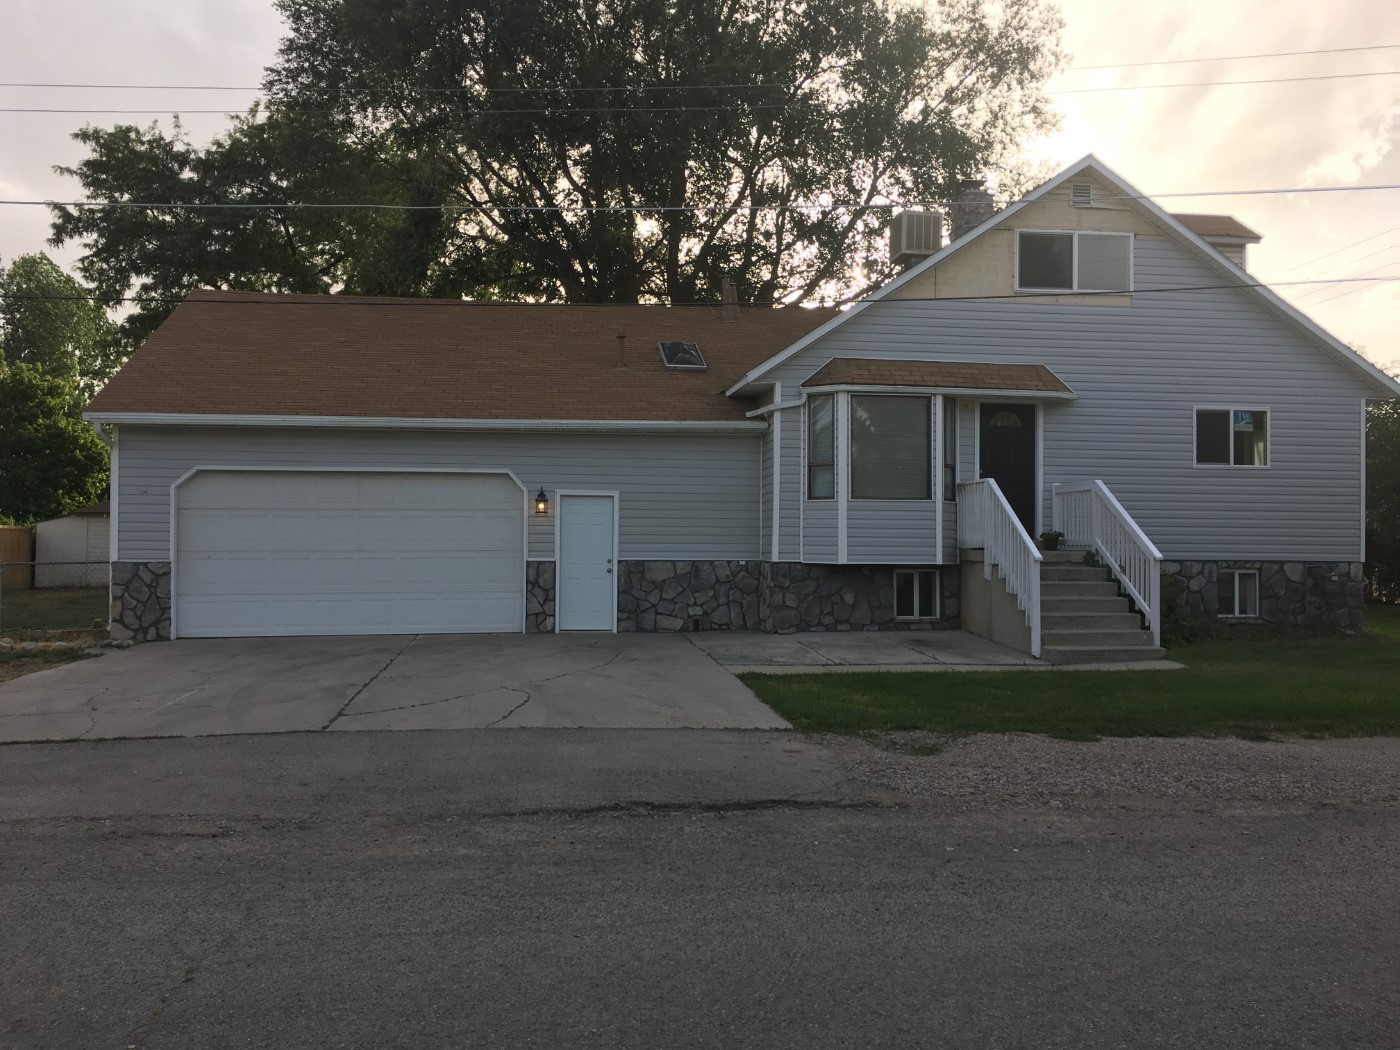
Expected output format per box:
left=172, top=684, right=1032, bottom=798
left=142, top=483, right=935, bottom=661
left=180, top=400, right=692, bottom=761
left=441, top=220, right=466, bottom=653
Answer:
left=0, top=587, right=108, bottom=633
left=742, top=606, right=1400, bottom=741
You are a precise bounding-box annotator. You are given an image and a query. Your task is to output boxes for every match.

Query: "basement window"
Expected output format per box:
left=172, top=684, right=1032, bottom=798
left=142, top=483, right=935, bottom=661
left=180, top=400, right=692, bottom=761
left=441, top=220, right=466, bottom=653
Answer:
left=1218, top=569, right=1260, bottom=618
left=894, top=569, right=939, bottom=619
left=1195, top=408, right=1269, bottom=467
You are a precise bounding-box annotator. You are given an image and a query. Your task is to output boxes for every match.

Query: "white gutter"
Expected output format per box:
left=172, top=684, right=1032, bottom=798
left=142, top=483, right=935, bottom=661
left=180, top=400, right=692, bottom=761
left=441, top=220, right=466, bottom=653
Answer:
left=798, top=384, right=1077, bottom=400
left=82, top=412, right=766, bottom=433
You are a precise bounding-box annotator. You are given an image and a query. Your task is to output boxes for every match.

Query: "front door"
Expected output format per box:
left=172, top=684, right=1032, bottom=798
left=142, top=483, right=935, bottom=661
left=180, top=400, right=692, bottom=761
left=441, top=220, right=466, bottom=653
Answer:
left=557, top=494, right=616, bottom=631
left=978, top=403, right=1037, bottom=534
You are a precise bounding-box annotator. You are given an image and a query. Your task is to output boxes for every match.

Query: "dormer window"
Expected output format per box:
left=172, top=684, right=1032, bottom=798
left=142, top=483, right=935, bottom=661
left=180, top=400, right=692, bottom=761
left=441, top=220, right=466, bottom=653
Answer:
left=1016, top=230, right=1132, bottom=293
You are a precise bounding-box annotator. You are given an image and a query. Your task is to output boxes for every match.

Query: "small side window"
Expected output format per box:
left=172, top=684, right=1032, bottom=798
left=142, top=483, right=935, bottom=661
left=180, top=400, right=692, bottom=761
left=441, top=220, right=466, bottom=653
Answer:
left=894, top=569, right=940, bottom=619
left=942, top=398, right=958, bottom=501
left=807, top=394, right=835, bottom=500
left=1218, top=569, right=1260, bottom=618
left=1196, top=408, right=1269, bottom=467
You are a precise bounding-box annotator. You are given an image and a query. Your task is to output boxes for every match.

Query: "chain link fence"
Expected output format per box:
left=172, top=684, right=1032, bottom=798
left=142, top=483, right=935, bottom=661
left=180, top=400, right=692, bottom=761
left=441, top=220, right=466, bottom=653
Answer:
left=0, top=561, right=110, bottom=638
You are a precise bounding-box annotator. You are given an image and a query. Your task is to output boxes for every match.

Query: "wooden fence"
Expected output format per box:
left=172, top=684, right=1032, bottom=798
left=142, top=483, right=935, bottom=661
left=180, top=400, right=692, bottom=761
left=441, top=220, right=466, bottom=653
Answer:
left=0, top=526, right=34, bottom=590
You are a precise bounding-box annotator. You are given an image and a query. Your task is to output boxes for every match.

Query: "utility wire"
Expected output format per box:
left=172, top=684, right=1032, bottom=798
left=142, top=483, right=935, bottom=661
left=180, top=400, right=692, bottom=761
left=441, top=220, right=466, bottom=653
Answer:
left=3, top=276, right=1397, bottom=309
left=3, top=45, right=1397, bottom=92
left=1053, top=70, right=1397, bottom=94
left=0, top=70, right=1396, bottom=115
left=1286, top=226, right=1399, bottom=272
left=5, top=183, right=1399, bottom=214
left=1067, top=43, right=1400, bottom=70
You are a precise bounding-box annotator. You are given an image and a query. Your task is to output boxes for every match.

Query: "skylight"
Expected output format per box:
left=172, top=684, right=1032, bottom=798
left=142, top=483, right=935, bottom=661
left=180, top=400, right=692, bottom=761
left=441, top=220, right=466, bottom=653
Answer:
left=658, top=341, right=707, bottom=371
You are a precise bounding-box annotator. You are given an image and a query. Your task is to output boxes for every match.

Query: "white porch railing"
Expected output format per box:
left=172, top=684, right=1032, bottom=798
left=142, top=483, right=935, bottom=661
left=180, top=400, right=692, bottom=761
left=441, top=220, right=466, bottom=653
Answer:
left=1052, top=480, right=1163, bottom=646
left=956, top=479, right=1042, bottom=658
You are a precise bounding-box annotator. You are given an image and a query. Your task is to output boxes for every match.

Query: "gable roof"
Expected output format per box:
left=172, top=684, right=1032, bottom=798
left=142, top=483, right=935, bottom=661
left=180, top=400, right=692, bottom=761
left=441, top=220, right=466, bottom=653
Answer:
left=726, top=155, right=1400, bottom=400
left=86, top=291, right=840, bottom=425
left=801, top=359, right=1074, bottom=397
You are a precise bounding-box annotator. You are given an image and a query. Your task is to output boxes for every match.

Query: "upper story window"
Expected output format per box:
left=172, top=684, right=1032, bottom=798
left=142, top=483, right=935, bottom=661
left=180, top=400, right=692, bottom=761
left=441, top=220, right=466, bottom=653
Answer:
left=850, top=395, right=931, bottom=500
left=1196, top=408, right=1269, bottom=467
left=1016, top=230, right=1132, bottom=293
left=807, top=394, right=835, bottom=499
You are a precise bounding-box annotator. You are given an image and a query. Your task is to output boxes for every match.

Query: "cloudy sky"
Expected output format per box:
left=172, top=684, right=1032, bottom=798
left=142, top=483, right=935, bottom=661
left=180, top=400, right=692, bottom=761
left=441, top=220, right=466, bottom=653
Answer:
left=0, top=0, right=1395, bottom=371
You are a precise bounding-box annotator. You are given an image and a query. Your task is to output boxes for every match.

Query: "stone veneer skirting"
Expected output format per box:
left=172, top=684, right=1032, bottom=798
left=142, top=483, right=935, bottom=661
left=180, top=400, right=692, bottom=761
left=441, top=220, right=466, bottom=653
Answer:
left=110, top=561, right=172, bottom=642
left=617, top=560, right=960, bottom=633
left=1162, top=560, right=1365, bottom=629
left=108, top=558, right=959, bottom=642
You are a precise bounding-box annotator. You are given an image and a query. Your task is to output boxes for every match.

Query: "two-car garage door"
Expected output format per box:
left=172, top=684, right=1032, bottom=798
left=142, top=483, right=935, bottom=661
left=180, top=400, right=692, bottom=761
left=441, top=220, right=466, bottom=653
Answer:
left=174, top=471, right=525, bottom=637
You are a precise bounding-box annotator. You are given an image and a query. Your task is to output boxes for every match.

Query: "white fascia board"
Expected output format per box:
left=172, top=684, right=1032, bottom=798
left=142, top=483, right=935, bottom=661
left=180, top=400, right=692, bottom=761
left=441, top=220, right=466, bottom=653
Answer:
left=799, top=383, right=1077, bottom=401
left=726, top=152, right=1400, bottom=401
left=82, top=412, right=767, bottom=433
left=723, top=156, right=1103, bottom=397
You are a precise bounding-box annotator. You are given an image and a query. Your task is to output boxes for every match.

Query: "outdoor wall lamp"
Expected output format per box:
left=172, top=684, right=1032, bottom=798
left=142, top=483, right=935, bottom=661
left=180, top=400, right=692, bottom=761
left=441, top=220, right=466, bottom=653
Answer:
left=534, top=488, right=550, bottom=515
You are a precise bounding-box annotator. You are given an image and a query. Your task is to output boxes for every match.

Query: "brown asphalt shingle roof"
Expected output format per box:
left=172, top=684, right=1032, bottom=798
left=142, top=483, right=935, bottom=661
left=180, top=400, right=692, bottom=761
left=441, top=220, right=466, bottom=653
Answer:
left=87, top=291, right=842, bottom=422
left=801, top=359, right=1074, bottom=395
left=1171, top=213, right=1262, bottom=241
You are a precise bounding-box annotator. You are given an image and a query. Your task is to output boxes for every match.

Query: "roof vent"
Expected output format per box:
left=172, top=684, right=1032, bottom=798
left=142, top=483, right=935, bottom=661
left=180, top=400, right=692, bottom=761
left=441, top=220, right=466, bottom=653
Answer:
left=889, top=209, right=944, bottom=269
left=1070, top=183, right=1093, bottom=208
left=658, top=341, right=707, bottom=371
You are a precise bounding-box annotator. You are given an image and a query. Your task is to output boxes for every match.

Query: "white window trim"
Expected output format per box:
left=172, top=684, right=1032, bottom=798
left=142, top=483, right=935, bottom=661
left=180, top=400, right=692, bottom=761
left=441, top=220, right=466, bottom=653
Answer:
left=1192, top=405, right=1273, bottom=469
left=1217, top=568, right=1261, bottom=619
left=1014, top=229, right=1135, bottom=294
left=893, top=567, right=941, bottom=620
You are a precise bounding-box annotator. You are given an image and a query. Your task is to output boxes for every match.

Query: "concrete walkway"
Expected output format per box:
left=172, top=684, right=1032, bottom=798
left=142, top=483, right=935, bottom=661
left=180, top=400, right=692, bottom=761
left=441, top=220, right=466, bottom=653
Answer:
left=0, top=634, right=788, bottom=743
left=692, top=630, right=1182, bottom=673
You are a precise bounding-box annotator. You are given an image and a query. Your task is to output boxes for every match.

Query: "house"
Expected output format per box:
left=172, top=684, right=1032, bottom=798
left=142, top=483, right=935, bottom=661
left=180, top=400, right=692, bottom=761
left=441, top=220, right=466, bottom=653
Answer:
left=34, top=500, right=110, bottom=588
left=85, top=155, right=1400, bottom=654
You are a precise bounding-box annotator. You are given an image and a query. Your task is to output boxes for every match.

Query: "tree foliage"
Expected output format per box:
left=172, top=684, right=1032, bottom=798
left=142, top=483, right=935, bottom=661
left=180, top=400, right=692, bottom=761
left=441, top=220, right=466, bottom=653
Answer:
left=0, top=363, right=108, bottom=525
left=52, top=0, right=1063, bottom=342
left=1366, top=393, right=1400, bottom=603
left=0, top=253, right=121, bottom=397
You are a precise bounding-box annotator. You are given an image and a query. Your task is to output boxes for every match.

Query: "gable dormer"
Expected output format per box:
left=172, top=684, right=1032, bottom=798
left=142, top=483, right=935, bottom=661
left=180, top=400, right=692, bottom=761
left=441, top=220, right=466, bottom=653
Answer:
left=1170, top=213, right=1262, bottom=270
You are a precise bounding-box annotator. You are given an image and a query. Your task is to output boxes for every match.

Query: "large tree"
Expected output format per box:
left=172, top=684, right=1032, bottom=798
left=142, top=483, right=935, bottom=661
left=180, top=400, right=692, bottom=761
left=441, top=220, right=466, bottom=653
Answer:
left=0, top=253, right=120, bottom=397
left=53, top=0, right=1063, bottom=342
left=0, top=364, right=108, bottom=525
left=1367, top=391, right=1400, bottom=603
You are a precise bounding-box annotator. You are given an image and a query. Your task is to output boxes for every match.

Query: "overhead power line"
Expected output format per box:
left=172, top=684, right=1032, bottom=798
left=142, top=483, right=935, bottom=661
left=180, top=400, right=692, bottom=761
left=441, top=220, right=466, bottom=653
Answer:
left=2, top=45, right=1397, bottom=93
left=1286, top=226, right=1400, bottom=272
left=1067, top=43, right=1400, bottom=70
left=4, top=183, right=1399, bottom=215
left=2, top=276, right=1397, bottom=310
left=1053, top=70, right=1398, bottom=94
left=0, top=70, right=1395, bottom=116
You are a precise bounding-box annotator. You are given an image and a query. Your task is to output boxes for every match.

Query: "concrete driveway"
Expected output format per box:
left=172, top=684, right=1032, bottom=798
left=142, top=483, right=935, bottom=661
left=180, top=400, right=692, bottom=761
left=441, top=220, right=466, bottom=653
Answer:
left=0, top=634, right=789, bottom=742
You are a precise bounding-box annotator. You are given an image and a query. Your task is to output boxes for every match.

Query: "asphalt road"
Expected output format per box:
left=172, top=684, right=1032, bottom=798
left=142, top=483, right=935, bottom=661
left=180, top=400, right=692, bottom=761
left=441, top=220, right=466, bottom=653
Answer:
left=4, top=731, right=1398, bottom=1049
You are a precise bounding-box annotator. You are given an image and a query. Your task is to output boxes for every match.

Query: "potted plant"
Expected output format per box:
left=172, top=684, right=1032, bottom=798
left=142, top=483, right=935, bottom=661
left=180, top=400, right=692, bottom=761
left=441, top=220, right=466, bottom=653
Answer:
left=1039, top=529, right=1065, bottom=551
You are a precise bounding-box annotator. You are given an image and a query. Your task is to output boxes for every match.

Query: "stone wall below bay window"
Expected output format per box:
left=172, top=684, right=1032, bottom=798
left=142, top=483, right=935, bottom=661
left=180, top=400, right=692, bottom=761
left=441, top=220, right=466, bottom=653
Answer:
left=760, top=563, right=960, bottom=633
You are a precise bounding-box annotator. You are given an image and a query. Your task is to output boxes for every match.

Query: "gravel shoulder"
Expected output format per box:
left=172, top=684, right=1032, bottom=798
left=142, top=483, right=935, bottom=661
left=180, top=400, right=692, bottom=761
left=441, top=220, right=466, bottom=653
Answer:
left=819, top=731, right=1400, bottom=812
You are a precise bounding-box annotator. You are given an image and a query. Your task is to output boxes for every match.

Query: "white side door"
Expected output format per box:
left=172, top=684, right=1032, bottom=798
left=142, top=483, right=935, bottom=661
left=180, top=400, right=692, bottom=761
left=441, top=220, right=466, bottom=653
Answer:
left=557, top=494, right=616, bottom=631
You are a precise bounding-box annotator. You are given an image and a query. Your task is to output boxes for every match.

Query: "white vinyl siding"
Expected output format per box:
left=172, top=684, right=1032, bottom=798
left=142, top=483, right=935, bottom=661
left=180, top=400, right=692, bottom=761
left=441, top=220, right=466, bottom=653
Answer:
left=768, top=235, right=1374, bottom=562
left=116, top=427, right=760, bottom=563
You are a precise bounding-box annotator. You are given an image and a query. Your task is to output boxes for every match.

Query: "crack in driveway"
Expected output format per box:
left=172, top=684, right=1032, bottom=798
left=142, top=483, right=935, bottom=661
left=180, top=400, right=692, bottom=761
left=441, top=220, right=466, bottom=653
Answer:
left=320, top=635, right=420, bottom=731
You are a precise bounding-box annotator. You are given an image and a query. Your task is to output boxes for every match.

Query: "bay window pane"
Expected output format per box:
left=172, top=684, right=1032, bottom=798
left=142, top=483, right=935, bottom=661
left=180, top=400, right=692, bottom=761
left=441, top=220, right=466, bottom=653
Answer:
left=807, top=395, right=834, bottom=500
left=1077, top=233, right=1131, bottom=291
left=1018, top=232, right=1073, bottom=289
left=851, top=396, right=931, bottom=500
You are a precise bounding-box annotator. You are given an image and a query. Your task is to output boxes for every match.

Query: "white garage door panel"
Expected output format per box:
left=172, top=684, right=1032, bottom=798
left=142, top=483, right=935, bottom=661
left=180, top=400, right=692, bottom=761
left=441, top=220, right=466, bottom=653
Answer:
left=175, top=471, right=524, bottom=637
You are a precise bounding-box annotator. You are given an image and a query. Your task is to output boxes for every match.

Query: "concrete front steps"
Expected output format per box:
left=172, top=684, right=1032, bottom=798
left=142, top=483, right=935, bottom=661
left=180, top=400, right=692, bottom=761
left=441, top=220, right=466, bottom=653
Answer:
left=1039, top=550, right=1166, bottom=665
